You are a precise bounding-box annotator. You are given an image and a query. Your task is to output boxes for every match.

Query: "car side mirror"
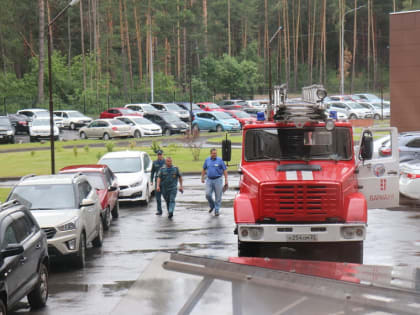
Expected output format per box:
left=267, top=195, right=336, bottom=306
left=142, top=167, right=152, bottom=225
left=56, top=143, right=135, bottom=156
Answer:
left=359, top=131, right=373, bottom=160
left=80, top=198, right=95, bottom=207
left=108, top=186, right=118, bottom=192
left=1, top=244, right=24, bottom=258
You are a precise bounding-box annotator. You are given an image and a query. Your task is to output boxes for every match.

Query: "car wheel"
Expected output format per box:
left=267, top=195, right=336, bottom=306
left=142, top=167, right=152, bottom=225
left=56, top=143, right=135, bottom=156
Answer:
left=374, top=114, right=381, bottom=120
left=9, top=136, right=15, bottom=144
left=349, top=114, right=357, bottom=120
left=102, top=207, right=111, bottom=231
left=164, top=129, right=171, bottom=136
left=73, top=232, right=86, bottom=269
left=92, top=220, right=103, bottom=248
left=0, top=299, right=6, bottom=315
left=216, top=125, right=223, bottom=132
left=30, top=136, right=36, bottom=142
left=80, top=132, right=87, bottom=140
left=103, top=133, right=110, bottom=140
left=70, top=122, right=76, bottom=130
left=111, top=201, right=119, bottom=219
left=134, top=130, right=141, bottom=138
left=27, top=263, right=48, bottom=309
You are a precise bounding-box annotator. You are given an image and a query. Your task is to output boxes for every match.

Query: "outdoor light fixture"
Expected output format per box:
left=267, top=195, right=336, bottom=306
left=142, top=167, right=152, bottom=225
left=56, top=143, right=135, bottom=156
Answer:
left=325, top=119, right=335, bottom=131
left=69, top=0, right=81, bottom=6
left=316, top=88, right=327, bottom=102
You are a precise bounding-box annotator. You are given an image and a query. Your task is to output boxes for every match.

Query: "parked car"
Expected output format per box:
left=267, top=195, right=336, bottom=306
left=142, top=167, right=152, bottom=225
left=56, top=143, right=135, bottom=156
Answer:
left=116, top=116, right=162, bottom=138
left=196, top=102, right=225, bottom=112
left=0, top=116, right=15, bottom=144
left=54, top=110, right=92, bottom=130
left=17, top=109, right=63, bottom=128
left=324, top=95, right=356, bottom=102
left=218, top=99, right=248, bottom=110
left=378, top=132, right=420, bottom=162
left=98, top=151, right=153, bottom=204
left=354, top=93, right=389, bottom=105
left=0, top=200, right=49, bottom=313
left=192, top=111, right=241, bottom=132
left=326, top=102, right=373, bottom=119
left=244, top=100, right=266, bottom=109
left=399, top=159, right=420, bottom=199
left=176, top=102, right=203, bottom=115
left=99, top=108, right=142, bottom=119
left=225, top=110, right=257, bottom=127
left=59, top=164, right=120, bottom=230
left=7, top=113, right=30, bottom=134
left=7, top=173, right=103, bottom=268
left=143, top=112, right=189, bottom=136
left=29, top=118, right=60, bottom=142
left=358, top=102, right=390, bottom=120
left=243, top=107, right=262, bottom=117
left=150, top=103, right=190, bottom=122
left=124, top=103, right=157, bottom=114
left=79, top=119, right=131, bottom=140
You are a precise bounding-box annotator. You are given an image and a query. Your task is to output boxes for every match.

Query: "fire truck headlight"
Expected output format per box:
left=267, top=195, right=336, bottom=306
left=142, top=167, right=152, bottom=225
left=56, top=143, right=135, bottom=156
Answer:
left=341, top=226, right=364, bottom=239
left=325, top=119, right=335, bottom=131
left=240, top=228, right=249, bottom=238
left=249, top=227, right=264, bottom=240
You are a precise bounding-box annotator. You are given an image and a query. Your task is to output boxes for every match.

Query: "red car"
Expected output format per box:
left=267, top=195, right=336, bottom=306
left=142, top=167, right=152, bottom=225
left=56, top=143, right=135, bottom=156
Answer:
left=225, top=110, right=257, bottom=127
left=59, top=164, right=120, bottom=230
left=196, top=102, right=226, bottom=112
left=99, top=107, right=142, bottom=119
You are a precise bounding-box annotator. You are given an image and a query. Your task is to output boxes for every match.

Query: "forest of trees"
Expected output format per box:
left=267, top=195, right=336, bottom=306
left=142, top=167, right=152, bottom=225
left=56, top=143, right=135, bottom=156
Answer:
left=0, top=0, right=419, bottom=112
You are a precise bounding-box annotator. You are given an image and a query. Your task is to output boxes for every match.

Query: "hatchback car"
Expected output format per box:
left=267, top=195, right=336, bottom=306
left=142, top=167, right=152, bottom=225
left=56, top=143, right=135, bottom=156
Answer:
left=29, top=119, right=60, bottom=142
left=150, top=103, right=190, bottom=122
left=99, top=108, right=142, bottom=119
left=59, top=165, right=120, bottom=230
left=79, top=119, right=132, bottom=140
left=116, top=116, right=162, bottom=138
left=354, top=93, right=389, bottom=104
left=98, top=151, right=153, bottom=204
left=0, top=116, right=15, bottom=144
left=399, top=159, right=420, bottom=199
left=358, top=102, right=390, bottom=120
left=0, top=200, right=49, bottom=313
left=192, top=111, right=241, bottom=132
left=7, top=174, right=103, bottom=269
left=327, top=102, right=372, bottom=119
left=7, top=114, right=30, bottom=134
left=54, top=110, right=92, bottom=130
left=143, top=112, right=189, bottom=136
left=225, top=110, right=257, bottom=127
left=124, top=103, right=157, bottom=114
left=378, top=132, right=420, bottom=162
left=18, top=109, right=63, bottom=128
left=196, top=102, right=225, bottom=112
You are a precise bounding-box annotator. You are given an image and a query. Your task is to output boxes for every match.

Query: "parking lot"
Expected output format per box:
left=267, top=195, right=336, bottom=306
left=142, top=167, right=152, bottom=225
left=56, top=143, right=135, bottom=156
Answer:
left=5, top=174, right=420, bottom=314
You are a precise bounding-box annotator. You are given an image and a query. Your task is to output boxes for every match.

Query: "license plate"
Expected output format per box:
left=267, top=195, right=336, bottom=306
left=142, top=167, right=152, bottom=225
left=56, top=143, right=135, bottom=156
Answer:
left=0, top=136, right=3, bottom=138
left=287, top=234, right=318, bottom=242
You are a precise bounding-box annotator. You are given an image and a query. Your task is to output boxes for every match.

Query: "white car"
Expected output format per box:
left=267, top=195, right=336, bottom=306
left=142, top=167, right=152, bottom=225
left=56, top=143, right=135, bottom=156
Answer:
left=399, top=159, right=420, bottom=199
left=29, top=118, right=60, bottom=142
left=7, top=173, right=103, bottom=268
left=327, top=101, right=373, bottom=119
left=116, top=116, right=162, bottom=137
left=54, top=110, right=92, bottom=130
left=358, top=102, right=390, bottom=120
left=98, top=151, right=153, bottom=203
left=124, top=103, right=157, bottom=114
left=18, top=108, right=63, bottom=128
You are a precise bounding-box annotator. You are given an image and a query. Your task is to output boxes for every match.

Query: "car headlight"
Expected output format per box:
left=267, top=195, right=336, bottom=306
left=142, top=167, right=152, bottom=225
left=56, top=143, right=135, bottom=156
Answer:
left=131, top=179, right=143, bottom=187
left=341, top=226, right=364, bottom=239
left=171, top=124, right=177, bottom=128
left=6, top=130, right=13, bottom=135
left=240, top=227, right=264, bottom=240
left=57, top=217, right=79, bottom=231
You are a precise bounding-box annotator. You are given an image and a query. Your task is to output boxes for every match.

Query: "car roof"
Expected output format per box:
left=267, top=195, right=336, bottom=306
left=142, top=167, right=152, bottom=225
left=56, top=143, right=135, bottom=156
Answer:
left=18, top=174, right=83, bottom=186
left=60, top=164, right=108, bottom=173
left=55, top=110, right=80, bottom=113
left=99, top=150, right=145, bottom=159
left=19, top=108, right=49, bottom=112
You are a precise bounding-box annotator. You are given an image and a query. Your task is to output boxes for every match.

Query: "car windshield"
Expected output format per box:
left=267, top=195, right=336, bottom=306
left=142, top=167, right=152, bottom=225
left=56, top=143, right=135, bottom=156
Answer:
left=212, top=112, right=233, bottom=120
left=110, top=120, right=125, bottom=126
left=9, top=184, right=76, bottom=209
left=84, top=173, right=106, bottom=189
left=67, top=111, right=85, bottom=118
left=245, top=127, right=352, bottom=161
left=32, top=119, right=50, bottom=126
left=206, top=103, right=220, bottom=109
left=181, top=103, right=200, bottom=110
left=100, top=157, right=142, bottom=173
left=372, top=102, right=390, bottom=108
left=347, top=102, right=365, bottom=109
left=161, top=112, right=183, bottom=123
left=35, top=111, right=50, bottom=118
left=141, top=104, right=155, bottom=111
left=250, top=101, right=260, bottom=107
left=0, top=117, right=10, bottom=126
left=131, top=117, right=154, bottom=125
left=120, top=109, right=136, bottom=115
left=232, top=111, right=251, bottom=118
left=165, top=104, right=183, bottom=111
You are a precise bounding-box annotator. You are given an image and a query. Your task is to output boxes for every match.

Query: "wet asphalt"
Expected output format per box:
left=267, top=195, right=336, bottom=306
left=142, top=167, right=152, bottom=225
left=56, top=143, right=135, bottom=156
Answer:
left=9, top=174, right=420, bottom=314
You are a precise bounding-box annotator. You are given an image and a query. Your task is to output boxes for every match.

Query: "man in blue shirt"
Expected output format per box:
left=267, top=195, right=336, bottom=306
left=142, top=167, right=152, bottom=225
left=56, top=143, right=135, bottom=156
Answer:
left=151, top=150, right=165, bottom=215
left=201, top=148, right=228, bottom=216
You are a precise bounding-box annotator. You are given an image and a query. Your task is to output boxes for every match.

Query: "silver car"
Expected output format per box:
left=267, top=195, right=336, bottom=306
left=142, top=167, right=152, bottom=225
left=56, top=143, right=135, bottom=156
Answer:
left=79, top=119, right=132, bottom=140
left=327, top=101, right=373, bottom=119
left=150, top=103, right=190, bottom=122
left=359, top=102, right=390, bottom=120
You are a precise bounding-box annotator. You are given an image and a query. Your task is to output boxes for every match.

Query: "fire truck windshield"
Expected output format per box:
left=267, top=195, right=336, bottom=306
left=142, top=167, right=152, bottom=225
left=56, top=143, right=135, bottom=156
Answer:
left=244, top=127, right=352, bottom=161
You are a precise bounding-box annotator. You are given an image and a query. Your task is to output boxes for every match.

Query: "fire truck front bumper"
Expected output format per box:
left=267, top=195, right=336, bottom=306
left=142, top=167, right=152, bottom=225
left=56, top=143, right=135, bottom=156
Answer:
left=237, top=223, right=366, bottom=243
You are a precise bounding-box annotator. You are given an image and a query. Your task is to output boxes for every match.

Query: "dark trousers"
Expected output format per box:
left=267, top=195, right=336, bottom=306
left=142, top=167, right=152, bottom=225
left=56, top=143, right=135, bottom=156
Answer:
left=162, top=188, right=177, bottom=214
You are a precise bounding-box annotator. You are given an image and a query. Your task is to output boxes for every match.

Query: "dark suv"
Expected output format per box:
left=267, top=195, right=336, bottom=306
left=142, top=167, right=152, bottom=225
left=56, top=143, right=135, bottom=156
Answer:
left=143, top=112, right=189, bottom=136
left=0, top=200, right=49, bottom=314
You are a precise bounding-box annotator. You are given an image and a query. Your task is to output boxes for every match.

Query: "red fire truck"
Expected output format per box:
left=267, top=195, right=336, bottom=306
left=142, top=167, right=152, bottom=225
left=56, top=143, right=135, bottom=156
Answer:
left=226, top=86, right=399, bottom=263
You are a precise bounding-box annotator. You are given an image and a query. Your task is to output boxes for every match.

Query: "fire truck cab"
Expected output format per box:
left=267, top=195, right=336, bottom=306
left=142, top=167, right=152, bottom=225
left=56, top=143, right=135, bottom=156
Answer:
left=232, top=86, right=399, bottom=263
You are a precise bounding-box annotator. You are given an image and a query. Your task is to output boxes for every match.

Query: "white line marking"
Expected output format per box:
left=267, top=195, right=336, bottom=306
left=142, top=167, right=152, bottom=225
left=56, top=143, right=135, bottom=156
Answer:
left=286, top=171, right=298, bottom=181
left=362, top=294, right=395, bottom=303
left=301, top=171, right=314, bottom=180
left=273, top=296, right=307, bottom=315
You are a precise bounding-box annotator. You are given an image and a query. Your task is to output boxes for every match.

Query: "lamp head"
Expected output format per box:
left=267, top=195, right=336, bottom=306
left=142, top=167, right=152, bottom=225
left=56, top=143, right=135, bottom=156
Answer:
left=69, top=0, right=81, bottom=7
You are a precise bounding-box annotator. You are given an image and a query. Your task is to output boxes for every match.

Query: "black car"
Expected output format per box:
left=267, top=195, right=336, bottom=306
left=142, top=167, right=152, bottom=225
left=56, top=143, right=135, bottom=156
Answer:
left=7, top=114, right=29, bottom=134
left=0, top=200, right=49, bottom=314
left=143, top=112, right=189, bottom=136
left=0, top=116, right=15, bottom=144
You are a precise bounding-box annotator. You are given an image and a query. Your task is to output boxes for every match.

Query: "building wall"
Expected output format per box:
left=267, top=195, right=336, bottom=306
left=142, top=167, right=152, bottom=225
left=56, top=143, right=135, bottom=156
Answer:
left=390, top=11, right=420, bottom=132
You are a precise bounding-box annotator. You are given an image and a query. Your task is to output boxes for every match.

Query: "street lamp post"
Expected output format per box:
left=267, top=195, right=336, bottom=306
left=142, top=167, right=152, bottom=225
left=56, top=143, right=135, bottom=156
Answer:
left=267, top=26, right=283, bottom=121
left=47, top=0, right=80, bottom=174
left=340, top=5, right=366, bottom=95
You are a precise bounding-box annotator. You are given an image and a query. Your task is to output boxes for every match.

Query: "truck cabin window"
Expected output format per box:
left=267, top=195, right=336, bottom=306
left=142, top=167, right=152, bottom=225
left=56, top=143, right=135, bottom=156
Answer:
left=245, top=127, right=352, bottom=161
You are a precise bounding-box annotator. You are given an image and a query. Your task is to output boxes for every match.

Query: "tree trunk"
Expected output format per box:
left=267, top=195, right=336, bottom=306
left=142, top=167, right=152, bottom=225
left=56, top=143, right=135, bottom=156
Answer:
left=177, top=1, right=181, bottom=79
left=119, top=0, right=128, bottom=96
left=264, top=0, right=268, bottom=80
left=123, top=0, right=133, bottom=90
left=228, top=0, right=231, bottom=56
left=46, top=0, right=53, bottom=48
left=133, top=0, right=143, bottom=84
left=351, top=0, right=358, bottom=93
left=203, top=0, right=208, bottom=55
left=371, top=2, right=377, bottom=90
left=67, top=13, right=71, bottom=72
left=310, top=0, right=317, bottom=84
left=80, top=0, right=86, bottom=91
left=293, top=0, right=300, bottom=90
left=367, top=0, right=371, bottom=89
left=37, top=0, right=45, bottom=104
left=277, top=6, right=282, bottom=83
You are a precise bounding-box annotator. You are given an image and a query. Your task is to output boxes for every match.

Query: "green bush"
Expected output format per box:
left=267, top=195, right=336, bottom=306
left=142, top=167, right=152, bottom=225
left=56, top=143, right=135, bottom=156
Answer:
left=106, top=142, right=114, bottom=152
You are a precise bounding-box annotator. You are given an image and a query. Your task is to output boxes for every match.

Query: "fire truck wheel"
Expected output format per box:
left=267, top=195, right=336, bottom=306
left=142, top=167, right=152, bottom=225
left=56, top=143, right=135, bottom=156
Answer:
left=340, top=241, right=363, bottom=264
left=238, top=241, right=260, bottom=257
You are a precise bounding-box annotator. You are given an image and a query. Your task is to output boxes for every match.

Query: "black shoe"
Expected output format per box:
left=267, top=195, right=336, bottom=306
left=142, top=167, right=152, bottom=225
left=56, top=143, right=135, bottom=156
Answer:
left=168, top=213, right=173, bottom=219
left=215, top=211, right=220, bottom=216
left=208, top=208, right=214, bottom=213
left=155, top=212, right=162, bottom=215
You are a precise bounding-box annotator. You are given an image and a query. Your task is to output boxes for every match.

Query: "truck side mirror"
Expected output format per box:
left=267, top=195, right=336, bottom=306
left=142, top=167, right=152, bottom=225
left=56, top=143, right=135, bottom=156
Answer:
left=222, top=139, right=232, bottom=162
left=359, top=131, right=373, bottom=160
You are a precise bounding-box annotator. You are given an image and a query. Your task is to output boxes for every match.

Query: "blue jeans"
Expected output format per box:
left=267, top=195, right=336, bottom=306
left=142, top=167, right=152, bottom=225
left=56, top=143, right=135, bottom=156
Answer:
left=206, top=177, right=223, bottom=212
left=162, top=188, right=177, bottom=214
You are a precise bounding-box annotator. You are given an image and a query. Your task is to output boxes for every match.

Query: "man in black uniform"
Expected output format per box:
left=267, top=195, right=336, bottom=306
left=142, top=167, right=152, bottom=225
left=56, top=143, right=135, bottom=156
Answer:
left=151, top=150, right=165, bottom=215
